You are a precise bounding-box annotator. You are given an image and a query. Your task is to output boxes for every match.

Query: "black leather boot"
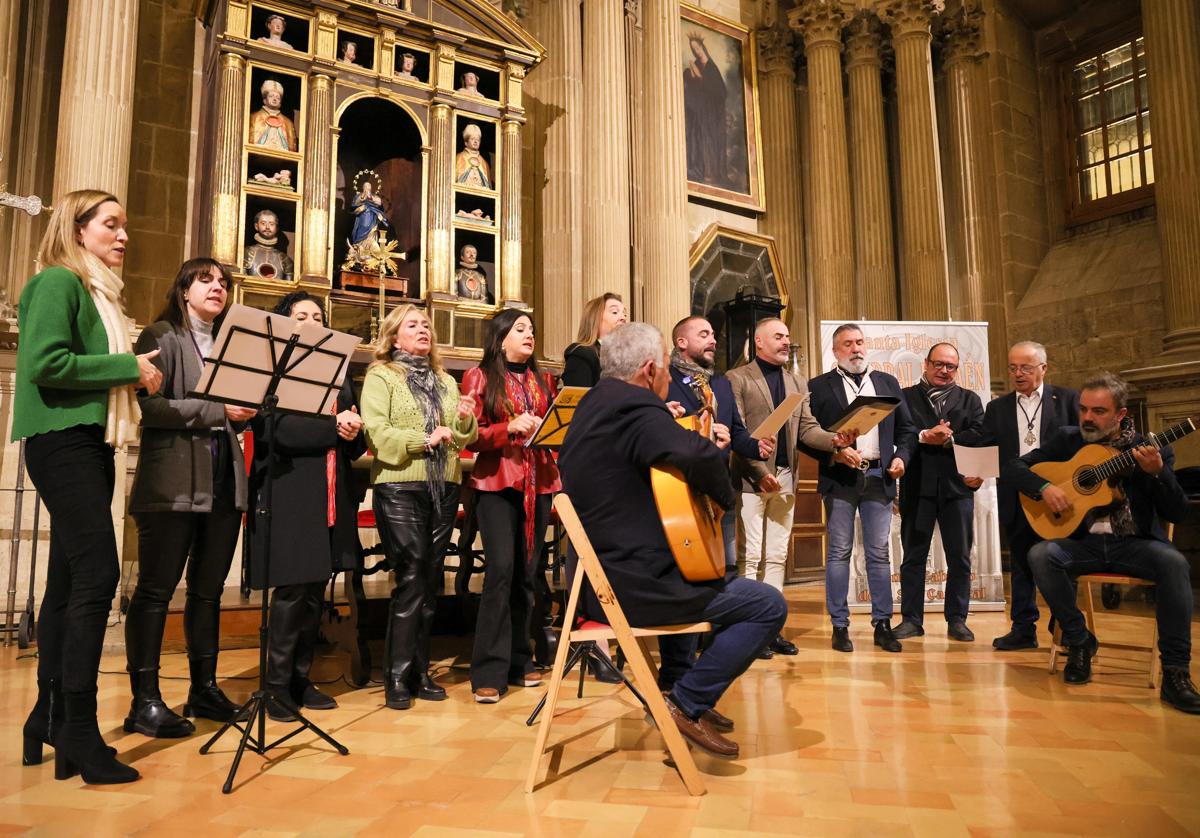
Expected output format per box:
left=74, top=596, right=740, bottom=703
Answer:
left=1063, top=631, right=1098, bottom=685
left=123, top=669, right=195, bottom=738
left=415, top=672, right=447, bottom=701
left=385, top=674, right=413, bottom=710
left=22, top=679, right=57, bottom=766
left=56, top=690, right=139, bottom=785
left=1161, top=667, right=1200, bottom=714
left=184, top=656, right=244, bottom=722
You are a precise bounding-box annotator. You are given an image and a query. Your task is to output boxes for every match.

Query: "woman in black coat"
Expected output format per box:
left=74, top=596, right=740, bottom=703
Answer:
left=248, top=292, right=367, bottom=720
left=560, top=292, right=626, bottom=387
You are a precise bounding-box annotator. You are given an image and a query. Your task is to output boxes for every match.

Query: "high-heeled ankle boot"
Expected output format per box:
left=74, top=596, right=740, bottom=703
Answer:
left=183, top=656, right=244, bottom=722
left=22, top=679, right=58, bottom=765
left=55, top=690, right=139, bottom=785
left=123, top=669, right=195, bottom=738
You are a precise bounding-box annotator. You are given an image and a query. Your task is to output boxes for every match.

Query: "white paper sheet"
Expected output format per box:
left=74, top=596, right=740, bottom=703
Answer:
left=750, top=392, right=806, bottom=439
left=953, top=444, right=1000, bottom=480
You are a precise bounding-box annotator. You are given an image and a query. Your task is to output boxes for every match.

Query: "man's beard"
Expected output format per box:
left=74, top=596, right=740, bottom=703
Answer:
left=1080, top=422, right=1113, bottom=443
left=839, top=355, right=867, bottom=375
left=688, top=349, right=715, bottom=370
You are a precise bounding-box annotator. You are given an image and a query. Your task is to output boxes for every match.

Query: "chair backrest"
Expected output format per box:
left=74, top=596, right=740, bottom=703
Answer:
left=553, top=493, right=639, bottom=639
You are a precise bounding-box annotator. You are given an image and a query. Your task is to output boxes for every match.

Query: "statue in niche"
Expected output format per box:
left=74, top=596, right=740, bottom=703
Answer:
left=249, top=79, right=297, bottom=152
left=341, top=170, right=405, bottom=276
left=455, top=244, right=491, bottom=303
left=397, top=52, right=419, bottom=82
left=257, top=14, right=293, bottom=50
left=456, top=71, right=483, bottom=97
left=252, top=168, right=293, bottom=188
left=454, top=123, right=492, bottom=190
left=243, top=209, right=293, bottom=281
left=340, top=40, right=358, bottom=65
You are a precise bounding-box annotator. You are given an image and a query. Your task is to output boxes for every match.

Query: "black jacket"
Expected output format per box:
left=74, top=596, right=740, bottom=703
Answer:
left=1005, top=426, right=1188, bottom=542
left=667, top=366, right=760, bottom=463
left=900, top=383, right=986, bottom=507
left=801, top=369, right=917, bottom=500
left=981, top=384, right=1079, bottom=528
left=248, top=378, right=368, bottom=588
left=561, top=342, right=600, bottom=387
left=559, top=377, right=736, bottom=626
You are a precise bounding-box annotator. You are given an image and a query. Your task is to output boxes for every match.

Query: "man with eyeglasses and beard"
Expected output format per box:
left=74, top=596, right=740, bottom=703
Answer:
left=894, top=342, right=986, bottom=642
left=980, top=342, right=1078, bottom=651
left=1008, top=373, right=1200, bottom=713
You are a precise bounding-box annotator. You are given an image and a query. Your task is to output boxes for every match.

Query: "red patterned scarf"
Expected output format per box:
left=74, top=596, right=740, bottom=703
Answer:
left=505, top=369, right=550, bottom=561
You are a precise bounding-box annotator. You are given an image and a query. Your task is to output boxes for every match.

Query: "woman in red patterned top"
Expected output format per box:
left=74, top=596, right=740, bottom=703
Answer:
left=461, top=309, right=561, bottom=703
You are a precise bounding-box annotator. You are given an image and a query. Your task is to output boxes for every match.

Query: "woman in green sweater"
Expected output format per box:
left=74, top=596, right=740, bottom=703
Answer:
left=361, top=304, right=477, bottom=710
left=14, top=190, right=163, bottom=785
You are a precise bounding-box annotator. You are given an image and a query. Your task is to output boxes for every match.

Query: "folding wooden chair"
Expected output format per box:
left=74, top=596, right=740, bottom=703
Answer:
left=526, top=494, right=712, bottom=796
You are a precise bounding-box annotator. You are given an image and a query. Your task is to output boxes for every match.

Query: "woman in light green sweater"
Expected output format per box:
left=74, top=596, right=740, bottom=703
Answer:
left=361, top=304, right=477, bottom=710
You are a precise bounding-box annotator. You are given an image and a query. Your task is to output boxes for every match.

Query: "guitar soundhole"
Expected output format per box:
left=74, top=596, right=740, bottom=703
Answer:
left=1074, top=466, right=1101, bottom=494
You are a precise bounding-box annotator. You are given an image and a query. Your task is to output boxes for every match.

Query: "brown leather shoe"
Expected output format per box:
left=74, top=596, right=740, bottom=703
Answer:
left=662, top=694, right=739, bottom=759
left=702, top=707, right=734, bottom=732
left=508, top=671, right=543, bottom=688
left=473, top=688, right=501, bottom=704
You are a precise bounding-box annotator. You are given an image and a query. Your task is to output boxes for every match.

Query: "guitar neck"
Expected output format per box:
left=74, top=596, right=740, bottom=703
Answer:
left=1093, top=418, right=1197, bottom=481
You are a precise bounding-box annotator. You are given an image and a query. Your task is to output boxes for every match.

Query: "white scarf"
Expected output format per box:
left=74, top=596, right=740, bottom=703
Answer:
left=82, top=252, right=141, bottom=450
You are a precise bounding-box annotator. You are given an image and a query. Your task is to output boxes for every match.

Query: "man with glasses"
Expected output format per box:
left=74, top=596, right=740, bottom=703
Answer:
left=981, top=342, right=1078, bottom=651
left=894, top=343, right=986, bottom=641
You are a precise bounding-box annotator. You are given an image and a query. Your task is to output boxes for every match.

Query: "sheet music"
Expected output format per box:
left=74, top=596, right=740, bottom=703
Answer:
left=953, top=444, right=1000, bottom=480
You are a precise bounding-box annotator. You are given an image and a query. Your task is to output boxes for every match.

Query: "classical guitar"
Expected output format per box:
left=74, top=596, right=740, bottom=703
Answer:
left=650, top=409, right=726, bottom=582
left=1020, top=417, right=1196, bottom=541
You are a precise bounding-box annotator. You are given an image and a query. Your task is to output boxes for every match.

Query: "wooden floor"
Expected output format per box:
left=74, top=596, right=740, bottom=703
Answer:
left=2, top=584, right=1199, bottom=837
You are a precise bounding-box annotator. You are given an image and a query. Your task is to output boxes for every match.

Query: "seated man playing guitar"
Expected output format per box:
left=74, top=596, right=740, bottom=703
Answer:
left=558, top=322, right=787, bottom=759
left=1006, top=373, right=1200, bottom=713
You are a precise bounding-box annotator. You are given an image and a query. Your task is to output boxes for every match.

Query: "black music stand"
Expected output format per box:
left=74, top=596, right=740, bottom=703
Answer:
left=189, top=304, right=358, bottom=793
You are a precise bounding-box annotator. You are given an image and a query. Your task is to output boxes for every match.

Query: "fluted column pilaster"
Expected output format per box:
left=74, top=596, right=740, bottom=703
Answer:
left=790, top=0, right=855, bottom=324
left=880, top=0, right=949, bottom=321
left=427, top=103, right=454, bottom=294
left=301, top=72, right=334, bottom=278
left=625, top=1, right=646, bottom=313
left=500, top=117, right=523, bottom=303
left=1143, top=0, right=1200, bottom=355
left=0, top=2, right=18, bottom=214
left=211, top=50, right=247, bottom=266
left=53, top=0, right=138, bottom=200
left=582, top=0, right=632, bottom=303
left=845, top=12, right=896, bottom=320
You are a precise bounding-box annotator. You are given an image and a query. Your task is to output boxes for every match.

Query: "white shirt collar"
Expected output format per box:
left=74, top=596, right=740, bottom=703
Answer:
left=1017, top=382, right=1044, bottom=404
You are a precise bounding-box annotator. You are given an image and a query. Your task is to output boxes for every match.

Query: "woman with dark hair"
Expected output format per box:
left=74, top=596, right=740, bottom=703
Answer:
left=560, top=292, right=626, bottom=387
left=123, top=258, right=254, bottom=739
left=248, top=291, right=368, bottom=721
left=15, top=190, right=162, bottom=784
left=462, top=309, right=560, bottom=703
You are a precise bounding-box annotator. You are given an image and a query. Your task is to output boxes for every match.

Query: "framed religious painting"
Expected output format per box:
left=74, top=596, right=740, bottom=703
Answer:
left=680, top=4, right=764, bottom=212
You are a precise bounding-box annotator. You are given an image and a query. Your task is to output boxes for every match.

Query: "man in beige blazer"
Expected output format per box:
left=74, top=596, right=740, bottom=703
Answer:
left=727, top=318, right=843, bottom=657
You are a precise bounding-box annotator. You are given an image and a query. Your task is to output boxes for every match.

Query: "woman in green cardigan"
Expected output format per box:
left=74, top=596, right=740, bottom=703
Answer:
left=14, top=190, right=163, bottom=785
left=361, top=304, right=477, bottom=710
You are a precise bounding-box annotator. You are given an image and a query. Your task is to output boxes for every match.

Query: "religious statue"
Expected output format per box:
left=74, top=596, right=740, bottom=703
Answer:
left=252, top=169, right=292, bottom=188
left=397, top=52, right=419, bottom=81
left=454, top=123, right=492, bottom=190
left=456, top=208, right=492, bottom=224
left=243, top=209, right=293, bottom=281
left=341, top=170, right=405, bottom=276
left=340, top=40, right=358, bottom=65
left=455, top=244, right=491, bottom=303
left=249, top=79, right=297, bottom=152
left=456, top=71, right=483, bottom=97
left=257, top=14, right=293, bottom=50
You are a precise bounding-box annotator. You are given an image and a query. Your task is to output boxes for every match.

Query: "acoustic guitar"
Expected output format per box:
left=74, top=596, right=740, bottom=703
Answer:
left=651, top=409, right=726, bottom=582
left=1020, top=418, right=1196, bottom=541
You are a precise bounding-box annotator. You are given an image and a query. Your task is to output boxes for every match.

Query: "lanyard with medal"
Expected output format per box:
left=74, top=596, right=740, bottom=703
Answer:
left=837, top=369, right=871, bottom=471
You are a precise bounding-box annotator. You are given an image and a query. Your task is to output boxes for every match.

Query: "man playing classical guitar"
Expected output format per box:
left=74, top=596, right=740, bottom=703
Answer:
left=1009, top=373, right=1200, bottom=713
left=559, top=323, right=787, bottom=758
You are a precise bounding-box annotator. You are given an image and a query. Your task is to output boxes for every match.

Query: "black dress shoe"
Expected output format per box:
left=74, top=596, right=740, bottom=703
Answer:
left=185, top=684, right=245, bottom=722
left=385, top=676, right=413, bottom=710
left=755, top=646, right=775, bottom=660
left=947, top=621, right=975, bottom=642
left=992, top=628, right=1039, bottom=651
left=299, top=684, right=338, bottom=710
left=873, top=621, right=902, bottom=653
left=831, top=626, right=853, bottom=653
left=589, top=658, right=625, bottom=684
left=892, top=620, right=924, bottom=639
left=1161, top=668, right=1200, bottom=714
left=1063, top=632, right=1098, bottom=684
left=266, top=691, right=300, bottom=722
left=769, top=634, right=799, bottom=656
left=124, top=699, right=195, bottom=738
left=416, top=674, right=447, bottom=702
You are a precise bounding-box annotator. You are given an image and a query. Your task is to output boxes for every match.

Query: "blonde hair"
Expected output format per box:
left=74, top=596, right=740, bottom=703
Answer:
left=36, top=189, right=121, bottom=290
left=574, top=292, right=624, bottom=346
left=370, top=303, right=444, bottom=373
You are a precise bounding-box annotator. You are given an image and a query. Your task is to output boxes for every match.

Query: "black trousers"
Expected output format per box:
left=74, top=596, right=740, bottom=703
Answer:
left=23, top=426, right=120, bottom=696
left=471, top=489, right=551, bottom=692
left=373, top=481, right=460, bottom=685
left=125, top=494, right=242, bottom=672
left=900, top=494, right=974, bottom=624
left=1005, top=516, right=1042, bottom=632
left=266, top=580, right=327, bottom=692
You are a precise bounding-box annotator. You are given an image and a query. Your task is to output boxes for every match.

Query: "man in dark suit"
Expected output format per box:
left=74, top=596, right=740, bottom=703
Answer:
left=801, top=323, right=917, bottom=654
left=559, top=322, right=787, bottom=758
left=1008, top=373, right=1199, bottom=713
left=981, top=341, right=1078, bottom=651
left=895, top=342, right=986, bottom=641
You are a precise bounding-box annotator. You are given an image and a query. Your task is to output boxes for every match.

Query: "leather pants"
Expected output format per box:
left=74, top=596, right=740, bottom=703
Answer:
left=373, top=482, right=460, bottom=687
left=265, top=581, right=326, bottom=693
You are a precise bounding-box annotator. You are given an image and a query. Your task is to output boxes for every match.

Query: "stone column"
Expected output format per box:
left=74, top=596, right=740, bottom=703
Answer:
left=1142, top=0, right=1200, bottom=355
left=210, top=49, right=247, bottom=266
left=756, top=24, right=810, bottom=346
left=845, top=13, right=897, bottom=320
left=301, top=72, right=335, bottom=278
left=500, top=116, right=524, bottom=303
left=427, top=102, right=454, bottom=294
left=880, top=0, right=949, bottom=321
left=942, top=6, right=1006, bottom=383
left=637, top=0, right=689, bottom=333
left=0, top=2, right=18, bottom=211
left=624, top=1, right=645, bottom=314
left=790, top=0, right=855, bottom=324
left=581, top=0, right=632, bottom=303
left=52, top=0, right=138, bottom=199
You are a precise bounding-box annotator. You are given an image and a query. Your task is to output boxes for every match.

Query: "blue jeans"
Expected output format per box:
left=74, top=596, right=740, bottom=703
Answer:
left=824, top=473, right=894, bottom=626
left=659, top=578, right=787, bottom=719
left=1028, top=534, right=1193, bottom=668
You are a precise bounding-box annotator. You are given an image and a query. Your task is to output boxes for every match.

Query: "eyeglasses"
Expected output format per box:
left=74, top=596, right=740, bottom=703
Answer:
left=928, top=361, right=958, bottom=372
left=1007, top=364, right=1045, bottom=375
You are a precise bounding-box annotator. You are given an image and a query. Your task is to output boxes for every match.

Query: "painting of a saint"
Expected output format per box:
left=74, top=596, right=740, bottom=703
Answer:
left=455, top=123, right=492, bottom=190
left=684, top=35, right=728, bottom=187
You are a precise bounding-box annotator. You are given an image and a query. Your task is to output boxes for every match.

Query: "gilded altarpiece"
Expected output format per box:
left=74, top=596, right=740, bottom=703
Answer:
left=197, top=0, right=542, bottom=358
